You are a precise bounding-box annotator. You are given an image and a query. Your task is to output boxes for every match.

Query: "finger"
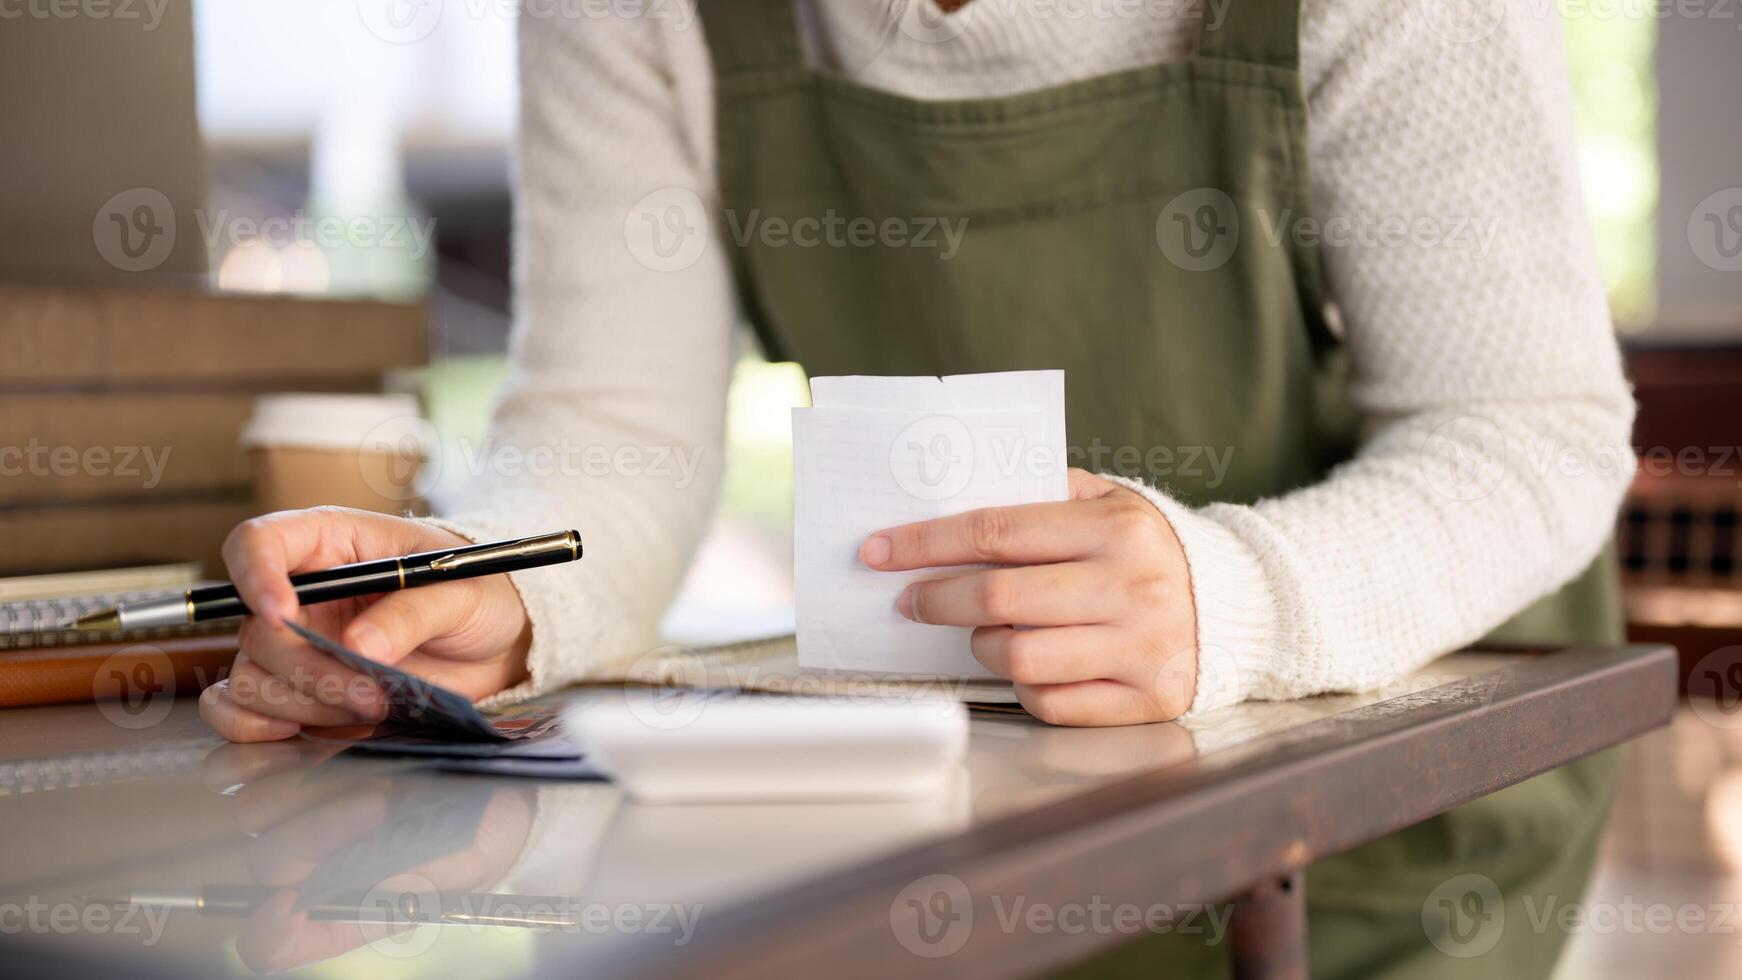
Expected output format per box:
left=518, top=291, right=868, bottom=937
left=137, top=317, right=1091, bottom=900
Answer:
left=237, top=889, right=379, bottom=975
left=245, top=783, right=392, bottom=886
left=225, top=656, right=376, bottom=727
left=864, top=498, right=1126, bottom=571
left=221, top=507, right=435, bottom=631
left=199, top=741, right=307, bottom=794
left=222, top=512, right=331, bottom=629
left=230, top=754, right=378, bottom=839
left=238, top=616, right=384, bottom=718
left=899, top=563, right=1122, bottom=627
left=199, top=739, right=346, bottom=796
left=1017, top=679, right=1174, bottom=727
left=1026, top=723, right=1198, bottom=776
left=199, top=681, right=302, bottom=743
left=969, top=625, right=1131, bottom=685
left=1069, top=468, right=1120, bottom=500
left=339, top=581, right=480, bottom=669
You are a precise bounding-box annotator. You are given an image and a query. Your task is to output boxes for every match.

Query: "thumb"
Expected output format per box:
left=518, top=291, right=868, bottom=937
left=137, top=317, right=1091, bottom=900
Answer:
left=340, top=582, right=478, bottom=667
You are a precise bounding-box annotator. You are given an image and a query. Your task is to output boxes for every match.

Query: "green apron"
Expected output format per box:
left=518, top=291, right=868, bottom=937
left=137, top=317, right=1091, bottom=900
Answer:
left=697, top=0, right=1623, bottom=974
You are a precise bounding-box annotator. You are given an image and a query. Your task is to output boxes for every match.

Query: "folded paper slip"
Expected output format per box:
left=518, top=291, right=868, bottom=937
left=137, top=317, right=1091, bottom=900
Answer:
left=793, top=370, right=1069, bottom=676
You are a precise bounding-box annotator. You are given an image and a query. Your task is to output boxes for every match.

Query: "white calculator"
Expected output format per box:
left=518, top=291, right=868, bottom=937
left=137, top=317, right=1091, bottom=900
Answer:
left=562, top=690, right=969, bottom=803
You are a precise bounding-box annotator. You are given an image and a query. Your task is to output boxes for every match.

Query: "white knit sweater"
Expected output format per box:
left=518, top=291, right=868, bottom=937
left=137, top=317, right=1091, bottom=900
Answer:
left=444, top=0, right=1635, bottom=714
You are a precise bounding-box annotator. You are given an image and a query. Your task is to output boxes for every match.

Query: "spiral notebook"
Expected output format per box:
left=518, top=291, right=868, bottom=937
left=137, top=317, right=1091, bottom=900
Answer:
left=0, top=562, right=231, bottom=650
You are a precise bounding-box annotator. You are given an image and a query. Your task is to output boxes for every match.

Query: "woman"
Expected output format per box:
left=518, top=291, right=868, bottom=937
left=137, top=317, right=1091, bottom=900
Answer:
left=202, top=0, right=1634, bottom=974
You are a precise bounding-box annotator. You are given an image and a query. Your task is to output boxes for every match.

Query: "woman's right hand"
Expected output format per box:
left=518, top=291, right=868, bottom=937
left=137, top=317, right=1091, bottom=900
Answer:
left=198, top=507, right=534, bottom=743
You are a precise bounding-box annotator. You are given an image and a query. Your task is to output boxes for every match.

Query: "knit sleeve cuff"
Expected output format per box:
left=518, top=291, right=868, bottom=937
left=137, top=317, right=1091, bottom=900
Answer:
left=419, top=515, right=602, bottom=712
left=1102, top=475, right=1281, bottom=716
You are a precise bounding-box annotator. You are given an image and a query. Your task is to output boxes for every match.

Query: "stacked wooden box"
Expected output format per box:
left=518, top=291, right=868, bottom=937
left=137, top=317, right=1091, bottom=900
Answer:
left=0, top=282, right=426, bottom=575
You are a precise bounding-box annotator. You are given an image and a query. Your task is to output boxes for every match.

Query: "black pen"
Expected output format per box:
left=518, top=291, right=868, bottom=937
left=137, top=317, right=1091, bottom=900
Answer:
left=72, top=529, right=582, bottom=632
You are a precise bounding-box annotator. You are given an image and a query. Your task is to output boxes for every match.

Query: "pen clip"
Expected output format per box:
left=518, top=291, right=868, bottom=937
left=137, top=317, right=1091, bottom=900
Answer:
left=427, top=530, right=580, bottom=572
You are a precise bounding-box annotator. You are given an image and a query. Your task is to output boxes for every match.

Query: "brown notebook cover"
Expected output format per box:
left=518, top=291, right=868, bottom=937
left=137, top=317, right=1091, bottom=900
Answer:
left=0, top=633, right=237, bottom=708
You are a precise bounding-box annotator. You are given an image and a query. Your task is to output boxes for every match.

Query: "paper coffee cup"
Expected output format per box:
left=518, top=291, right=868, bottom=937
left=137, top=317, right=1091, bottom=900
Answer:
left=240, top=393, right=430, bottom=515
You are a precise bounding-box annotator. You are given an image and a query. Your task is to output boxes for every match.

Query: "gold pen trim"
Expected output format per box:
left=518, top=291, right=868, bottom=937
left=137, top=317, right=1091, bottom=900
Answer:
left=428, top=531, right=578, bottom=572
left=396, top=557, right=406, bottom=590
left=185, top=590, right=195, bottom=625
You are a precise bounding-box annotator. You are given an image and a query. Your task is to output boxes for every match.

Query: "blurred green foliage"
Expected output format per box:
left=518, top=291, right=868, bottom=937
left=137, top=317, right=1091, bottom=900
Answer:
left=1561, top=4, right=1657, bottom=329
left=417, top=351, right=806, bottom=542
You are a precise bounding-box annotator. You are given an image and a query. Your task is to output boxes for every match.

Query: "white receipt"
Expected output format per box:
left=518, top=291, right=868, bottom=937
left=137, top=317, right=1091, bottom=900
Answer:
left=793, top=370, right=1068, bottom=676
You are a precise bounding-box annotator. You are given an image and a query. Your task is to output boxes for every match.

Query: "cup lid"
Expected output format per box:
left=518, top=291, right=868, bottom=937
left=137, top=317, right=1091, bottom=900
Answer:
left=240, top=393, right=430, bottom=454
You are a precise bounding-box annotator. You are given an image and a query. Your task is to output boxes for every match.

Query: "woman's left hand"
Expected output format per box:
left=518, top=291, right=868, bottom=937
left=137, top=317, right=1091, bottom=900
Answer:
left=859, top=469, right=1199, bottom=726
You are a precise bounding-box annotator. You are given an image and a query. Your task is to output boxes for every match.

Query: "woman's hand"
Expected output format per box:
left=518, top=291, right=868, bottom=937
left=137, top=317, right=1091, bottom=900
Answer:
left=859, top=469, right=1198, bottom=726
left=199, top=507, right=533, bottom=743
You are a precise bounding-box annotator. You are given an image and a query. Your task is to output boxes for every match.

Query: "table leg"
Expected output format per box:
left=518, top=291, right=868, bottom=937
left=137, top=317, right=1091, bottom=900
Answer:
left=1227, top=871, right=1307, bottom=980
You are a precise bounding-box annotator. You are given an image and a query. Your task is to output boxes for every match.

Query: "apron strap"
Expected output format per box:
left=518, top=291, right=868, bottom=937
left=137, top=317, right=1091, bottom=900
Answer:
left=1196, top=0, right=1300, bottom=70
left=701, top=0, right=1299, bottom=74
left=696, top=0, right=806, bottom=76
